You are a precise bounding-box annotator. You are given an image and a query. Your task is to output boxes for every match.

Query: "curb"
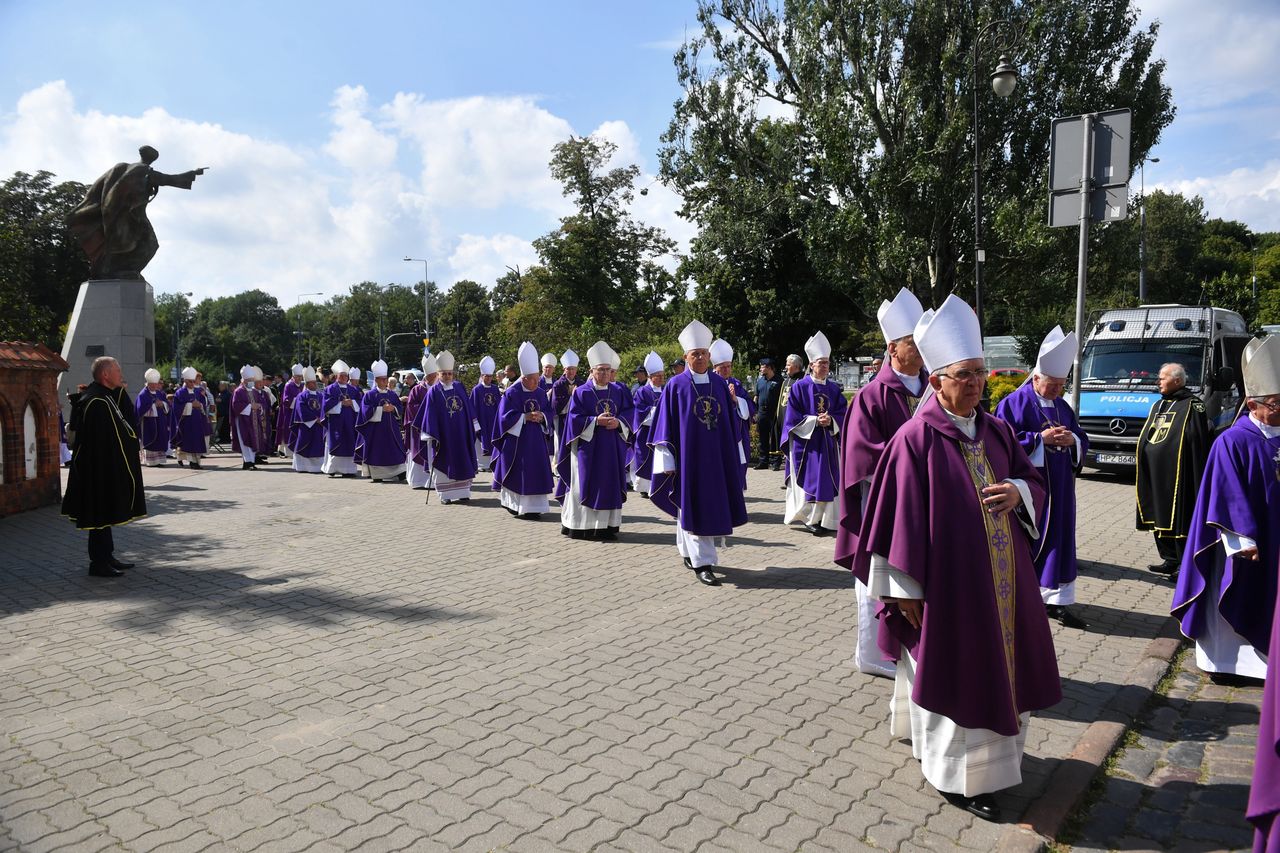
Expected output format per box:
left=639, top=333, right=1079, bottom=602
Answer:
left=996, top=618, right=1187, bottom=853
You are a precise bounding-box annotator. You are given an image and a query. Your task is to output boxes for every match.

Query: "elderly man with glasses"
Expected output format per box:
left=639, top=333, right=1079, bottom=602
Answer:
left=852, top=295, right=1059, bottom=822
left=1171, top=335, right=1280, bottom=684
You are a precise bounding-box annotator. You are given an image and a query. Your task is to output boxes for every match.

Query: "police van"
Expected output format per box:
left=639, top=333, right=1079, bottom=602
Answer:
left=1075, top=305, right=1250, bottom=469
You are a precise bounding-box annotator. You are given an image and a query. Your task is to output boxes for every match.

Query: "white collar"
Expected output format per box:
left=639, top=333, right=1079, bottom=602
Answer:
left=1249, top=413, right=1280, bottom=439
left=892, top=368, right=922, bottom=394
left=690, top=369, right=711, bottom=385
left=439, top=380, right=453, bottom=390
left=942, top=406, right=978, bottom=439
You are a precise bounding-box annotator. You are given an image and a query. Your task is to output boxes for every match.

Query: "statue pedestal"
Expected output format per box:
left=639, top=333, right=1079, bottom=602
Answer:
left=56, top=279, right=155, bottom=420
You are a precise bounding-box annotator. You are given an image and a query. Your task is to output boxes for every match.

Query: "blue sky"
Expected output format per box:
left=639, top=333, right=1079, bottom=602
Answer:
left=1, top=0, right=1277, bottom=306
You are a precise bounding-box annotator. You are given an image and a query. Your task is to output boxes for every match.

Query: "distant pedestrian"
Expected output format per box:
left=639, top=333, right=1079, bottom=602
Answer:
left=753, top=359, right=781, bottom=470
left=62, top=356, right=146, bottom=578
left=1136, top=362, right=1211, bottom=576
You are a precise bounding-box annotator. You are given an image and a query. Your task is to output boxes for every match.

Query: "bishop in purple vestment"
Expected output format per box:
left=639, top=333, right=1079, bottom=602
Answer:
left=230, top=367, right=262, bottom=469
left=650, top=321, right=748, bottom=586
left=994, top=327, right=1089, bottom=630
left=491, top=343, right=555, bottom=518
left=321, top=360, right=362, bottom=477
left=550, top=350, right=583, bottom=460
left=1248, top=551, right=1280, bottom=852
left=471, top=356, right=502, bottom=472
left=711, top=339, right=756, bottom=491
left=276, top=366, right=305, bottom=459
left=417, top=351, right=479, bottom=502
left=781, top=333, right=847, bottom=535
left=858, top=295, right=1058, bottom=820
left=135, top=370, right=172, bottom=467
left=405, top=354, right=439, bottom=489
left=171, top=368, right=211, bottom=467
left=356, top=360, right=406, bottom=482
left=289, top=369, right=326, bottom=473
left=629, top=351, right=666, bottom=496
left=1171, top=388, right=1280, bottom=681
left=251, top=376, right=274, bottom=460
left=556, top=344, right=634, bottom=539
left=835, top=286, right=927, bottom=679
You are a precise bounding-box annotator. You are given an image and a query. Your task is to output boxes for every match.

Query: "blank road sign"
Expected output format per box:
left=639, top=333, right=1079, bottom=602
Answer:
left=1047, top=108, right=1132, bottom=227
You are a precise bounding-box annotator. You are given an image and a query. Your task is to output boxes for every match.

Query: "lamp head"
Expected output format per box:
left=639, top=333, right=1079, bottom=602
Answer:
left=991, top=55, right=1017, bottom=98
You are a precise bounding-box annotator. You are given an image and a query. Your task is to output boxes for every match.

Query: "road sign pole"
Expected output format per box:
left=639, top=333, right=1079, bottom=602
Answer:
left=1070, top=113, right=1095, bottom=414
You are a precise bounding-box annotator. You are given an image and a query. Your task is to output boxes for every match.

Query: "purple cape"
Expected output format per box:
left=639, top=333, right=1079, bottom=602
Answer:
left=629, top=383, right=663, bottom=480
left=288, top=388, right=326, bottom=458
left=134, top=388, right=172, bottom=452
left=649, top=370, right=748, bottom=536
left=1171, top=416, right=1280, bottom=653
left=229, top=385, right=260, bottom=454
left=835, top=362, right=927, bottom=573
left=725, top=376, right=757, bottom=489
left=781, top=376, right=848, bottom=502
left=554, top=382, right=634, bottom=508
left=1248, top=552, right=1280, bottom=850
left=276, top=379, right=303, bottom=446
left=356, top=387, right=405, bottom=467
left=470, top=381, right=502, bottom=455
left=252, top=388, right=274, bottom=453
left=419, top=382, right=479, bottom=480
left=322, top=382, right=362, bottom=456
left=551, top=374, right=585, bottom=448
left=490, top=383, right=554, bottom=496
left=171, top=385, right=210, bottom=453
left=995, top=382, right=1090, bottom=590
left=856, top=396, right=1060, bottom=736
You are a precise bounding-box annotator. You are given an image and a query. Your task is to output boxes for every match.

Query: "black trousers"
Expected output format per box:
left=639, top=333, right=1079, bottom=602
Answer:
left=757, top=419, right=778, bottom=462
left=88, top=527, right=114, bottom=563
left=1154, top=533, right=1184, bottom=564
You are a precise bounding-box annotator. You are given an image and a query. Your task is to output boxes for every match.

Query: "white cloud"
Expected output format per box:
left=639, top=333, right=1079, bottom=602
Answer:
left=0, top=81, right=690, bottom=307
left=1155, top=160, right=1280, bottom=232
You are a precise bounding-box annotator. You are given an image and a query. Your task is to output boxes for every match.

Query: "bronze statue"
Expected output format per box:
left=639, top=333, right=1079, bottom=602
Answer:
left=66, top=146, right=206, bottom=279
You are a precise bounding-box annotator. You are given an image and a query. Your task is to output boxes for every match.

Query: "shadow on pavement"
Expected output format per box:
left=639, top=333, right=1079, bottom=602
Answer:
left=719, top=564, right=858, bottom=590
left=1069, top=602, right=1175, bottom=640
left=1080, top=558, right=1179, bottom=589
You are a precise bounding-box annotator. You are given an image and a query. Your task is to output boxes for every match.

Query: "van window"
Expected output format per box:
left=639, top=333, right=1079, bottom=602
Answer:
left=1080, top=341, right=1206, bottom=388
left=1221, top=336, right=1248, bottom=394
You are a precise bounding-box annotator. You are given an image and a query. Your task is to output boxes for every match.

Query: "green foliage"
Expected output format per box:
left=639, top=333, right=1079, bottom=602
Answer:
left=435, top=279, right=494, bottom=362
left=986, top=374, right=1022, bottom=407
left=183, top=289, right=294, bottom=376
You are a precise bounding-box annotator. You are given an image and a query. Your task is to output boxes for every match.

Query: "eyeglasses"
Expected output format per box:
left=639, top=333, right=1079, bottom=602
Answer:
left=937, top=368, right=989, bottom=383
left=1251, top=397, right=1280, bottom=413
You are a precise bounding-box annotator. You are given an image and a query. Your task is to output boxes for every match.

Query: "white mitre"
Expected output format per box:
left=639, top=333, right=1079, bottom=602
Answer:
left=541, top=352, right=558, bottom=368
left=586, top=341, right=611, bottom=368
left=144, top=368, right=161, bottom=383
left=607, top=346, right=621, bottom=371
left=877, top=288, right=925, bottom=344
left=643, top=351, right=664, bottom=374
left=181, top=366, right=197, bottom=381
left=331, top=359, right=350, bottom=375
left=478, top=355, right=496, bottom=375
left=350, top=367, right=361, bottom=381
left=709, top=338, right=734, bottom=366
left=914, top=295, right=983, bottom=373
left=302, top=366, right=317, bottom=382
left=370, top=359, right=389, bottom=378
left=240, top=365, right=254, bottom=380
left=291, top=363, right=305, bottom=377
left=561, top=349, right=580, bottom=368
left=1033, top=326, right=1078, bottom=379
left=518, top=342, right=541, bottom=376
left=436, top=351, right=456, bottom=372
left=678, top=320, right=713, bottom=352
left=804, top=331, right=832, bottom=361
left=421, top=353, right=439, bottom=374
left=1243, top=334, right=1280, bottom=398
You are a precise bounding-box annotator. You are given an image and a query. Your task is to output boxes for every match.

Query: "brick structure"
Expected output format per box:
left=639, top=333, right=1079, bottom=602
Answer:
left=0, top=342, right=69, bottom=517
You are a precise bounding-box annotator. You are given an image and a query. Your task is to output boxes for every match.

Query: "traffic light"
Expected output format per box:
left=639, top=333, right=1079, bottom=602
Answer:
left=412, top=319, right=420, bottom=335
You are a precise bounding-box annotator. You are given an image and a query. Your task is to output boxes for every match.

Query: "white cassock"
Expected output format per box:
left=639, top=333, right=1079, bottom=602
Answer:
left=1024, top=390, right=1084, bottom=606
left=292, top=413, right=324, bottom=473
left=202, top=387, right=216, bottom=454
left=868, top=408, right=1038, bottom=797
left=652, top=370, right=745, bottom=568
left=497, top=412, right=552, bottom=516
left=561, top=391, right=630, bottom=534
left=235, top=393, right=256, bottom=465
left=321, top=396, right=359, bottom=476
left=782, top=412, right=842, bottom=531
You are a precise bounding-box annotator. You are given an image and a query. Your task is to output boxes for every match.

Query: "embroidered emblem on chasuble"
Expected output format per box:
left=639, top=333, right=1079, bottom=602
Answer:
left=961, top=440, right=1019, bottom=721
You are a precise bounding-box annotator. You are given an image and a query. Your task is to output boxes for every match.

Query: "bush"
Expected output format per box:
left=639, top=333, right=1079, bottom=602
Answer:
left=987, top=374, right=1023, bottom=408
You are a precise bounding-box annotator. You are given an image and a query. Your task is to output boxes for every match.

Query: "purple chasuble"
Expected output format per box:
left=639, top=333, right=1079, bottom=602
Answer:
left=134, top=388, right=172, bottom=452
left=1248, top=551, right=1280, bottom=851
left=781, top=376, right=848, bottom=503
left=289, top=388, right=326, bottom=458
left=835, top=362, right=926, bottom=573
left=1172, top=416, right=1280, bottom=653
left=251, top=389, right=273, bottom=453
left=995, top=381, right=1089, bottom=591
left=554, top=382, right=634, bottom=508
left=404, top=382, right=431, bottom=455
left=856, top=396, right=1060, bottom=736
left=490, top=383, right=554, bottom=496
left=725, top=376, right=756, bottom=489
left=356, top=387, right=405, bottom=468
left=649, top=370, right=748, bottom=536
left=276, top=380, right=303, bottom=446
left=171, top=385, right=210, bottom=453
left=629, top=384, right=663, bottom=480
left=470, top=381, right=502, bottom=456
left=418, top=382, right=479, bottom=480
left=229, top=385, right=260, bottom=455
left=551, top=375, right=585, bottom=450
left=322, top=382, right=361, bottom=456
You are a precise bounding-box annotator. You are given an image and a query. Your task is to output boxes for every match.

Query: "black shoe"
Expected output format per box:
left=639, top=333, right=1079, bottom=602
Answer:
left=176, top=460, right=185, bottom=467
left=328, top=472, right=341, bottom=478
left=941, top=791, right=1000, bottom=822
left=1148, top=560, right=1178, bottom=575
left=770, top=463, right=781, bottom=472
left=242, top=462, right=257, bottom=470
left=802, top=523, right=820, bottom=535
left=109, top=559, right=134, bottom=570
left=440, top=498, right=452, bottom=504
left=372, top=479, right=384, bottom=483
left=1047, top=604, right=1088, bottom=630
left=517, top=512, right=542, bottom=520
left=696, top=569, right=720, bottom=586
left=683, top=557, right=692, bottom=569
left=753, top=462, right=769, bottom=470
left=190, top=461, right=202, bottom=470
left=89, top=563, right=125, bottom=578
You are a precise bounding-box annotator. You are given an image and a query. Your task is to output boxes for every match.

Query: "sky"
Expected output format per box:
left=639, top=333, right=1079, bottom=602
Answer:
left=0, top=0, right=1277, bottom=307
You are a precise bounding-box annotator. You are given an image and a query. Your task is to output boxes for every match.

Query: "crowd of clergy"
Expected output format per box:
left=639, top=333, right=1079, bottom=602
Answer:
left=107, top=287, right=1280, bottom=841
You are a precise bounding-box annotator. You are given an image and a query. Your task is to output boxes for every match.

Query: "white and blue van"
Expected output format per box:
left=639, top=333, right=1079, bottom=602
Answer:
left=1076, top=305, right=1250, bottom=470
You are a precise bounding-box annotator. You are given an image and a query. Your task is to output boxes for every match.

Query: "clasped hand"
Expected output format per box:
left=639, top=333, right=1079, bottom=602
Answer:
left=341, top=398, right=354, bottom=407
left=526, top=411, right=544, bottom=424
left=980, top=481, right=1022, bottom=517
left=817, top=412, right=832, bottom=427
left=382, top=403, right=394, bottom=413
left=596, top=414, right=619, bottom=430
left=1041, top=426, right=1072, bottom=447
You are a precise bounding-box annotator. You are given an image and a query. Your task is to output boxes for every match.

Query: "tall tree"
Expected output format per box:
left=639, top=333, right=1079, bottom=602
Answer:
left=436, top=279, right=494, bottom=361
left=183, top=290, right=293, bottom=376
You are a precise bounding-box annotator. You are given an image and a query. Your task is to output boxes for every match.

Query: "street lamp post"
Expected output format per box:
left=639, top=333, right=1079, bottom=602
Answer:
left=971, top=17, right=1021, bottom=339
left=404, top=257, right=430, bottom=353
left=295, top=292, right=322, bottom=364
left=1138, top=157, right=1160, bottom=303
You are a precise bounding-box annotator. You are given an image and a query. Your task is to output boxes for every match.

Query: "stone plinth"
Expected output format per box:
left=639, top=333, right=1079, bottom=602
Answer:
left=56, top=279, right=155, bottom=421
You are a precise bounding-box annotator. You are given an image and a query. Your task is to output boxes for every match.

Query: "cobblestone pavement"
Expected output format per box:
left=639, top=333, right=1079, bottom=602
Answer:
left=0, top=458, right=1218, bottom=851
left=1068, top=648, right=1262, bottom=853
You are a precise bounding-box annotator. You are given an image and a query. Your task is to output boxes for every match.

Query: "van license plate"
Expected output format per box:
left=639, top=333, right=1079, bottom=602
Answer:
left=1094, top=453, right=1135, bottom=466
